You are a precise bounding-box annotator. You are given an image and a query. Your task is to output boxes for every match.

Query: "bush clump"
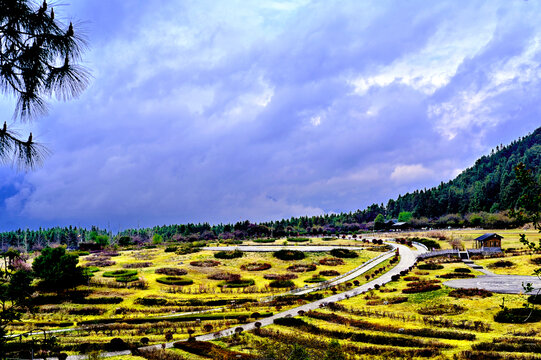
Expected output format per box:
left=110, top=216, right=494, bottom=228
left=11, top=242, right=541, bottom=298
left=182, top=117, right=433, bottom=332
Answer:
left=273, top=250, right=305, bottom=261
left=208, top=272, right=241, bottom=281
left=190, top=260, right=220, bottom=267
left=494, top=308, right=541, bottom=323
left=330, top=248, right=359, bottom=258
left=319, top=270, right=340, bottom=277
left=164, top=246, right=178, bottom=252
left=402, top=280, right=441, bottom=294
left=264, top=273, right=298, bottom=280
left=214, top=249, right=244, bottom=259
left=448, top=288, right=493, bottom=298
left=417, top=263, right=444, bottom=270
left=319, top=257, right=345, bottom=266
left=240, top=262, right=271, bottom=271
left=488, top=260, right=515, bottom=268
left=253, top=238, right=276, bottom=243
left=287, top=237, right=309, bottom=243
left=409, top=237, right=441, bottom=249
left=530, top=257, right=541, bottom=265
left=287, top=264, right=317, bottom=273
left=123, top=262, right=153, bottom=269
left=155, top=267, right=187, bottom=276
left=438, top=273, right=475, bottom=279
left=156, top=276, right=194, bottom=286
left=84, top=260, right=115, bottom=267
left=269, top=279, right=295, bottom=288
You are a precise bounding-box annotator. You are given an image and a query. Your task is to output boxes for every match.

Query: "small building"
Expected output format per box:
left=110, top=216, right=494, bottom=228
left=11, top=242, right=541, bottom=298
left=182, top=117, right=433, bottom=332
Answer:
left=392, top=222, right=409, bottom=230
left=474, top=233, right=503, bottom=250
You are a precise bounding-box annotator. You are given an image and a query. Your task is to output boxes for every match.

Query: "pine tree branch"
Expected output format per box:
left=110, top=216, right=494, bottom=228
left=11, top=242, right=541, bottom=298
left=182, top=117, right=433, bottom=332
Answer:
left=0, top=121, right=49, bottom=169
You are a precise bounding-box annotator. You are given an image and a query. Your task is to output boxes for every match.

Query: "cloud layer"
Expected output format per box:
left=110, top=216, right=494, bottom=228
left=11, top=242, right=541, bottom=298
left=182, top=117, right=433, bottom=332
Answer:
left=1, top=0, right=540, bottom=230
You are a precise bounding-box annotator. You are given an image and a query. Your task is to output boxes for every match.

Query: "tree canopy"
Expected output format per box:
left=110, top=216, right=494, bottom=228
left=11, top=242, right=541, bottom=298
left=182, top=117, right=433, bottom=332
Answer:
left=32, top=246, right=87, bottom=291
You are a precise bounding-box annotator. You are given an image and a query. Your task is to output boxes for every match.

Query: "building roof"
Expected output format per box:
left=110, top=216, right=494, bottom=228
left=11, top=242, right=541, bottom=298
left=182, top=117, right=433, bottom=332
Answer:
left=474, top=233, right=503, bottom=241
left=392, top=222, right=408, bottom=227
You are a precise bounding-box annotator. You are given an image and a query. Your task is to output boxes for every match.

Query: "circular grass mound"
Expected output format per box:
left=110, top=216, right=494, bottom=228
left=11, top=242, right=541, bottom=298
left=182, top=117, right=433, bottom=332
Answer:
left=287, top=237, right=309, bottom=243
left=287, top=264, right=317, bottom=273
left=304, top=275, right=327, bottom=283
left=190, top=260, right=220, bottom=267
left=319, top=257, right=345, bottom=266
left=220, top=278, right=255, bottom=288
left=329, top=248, right=359, bottom=258
left=116, top=275, right=139, bottom=283
left=156, top=276, right=194, bottom=286
left=155, top=267, right=188, bottom=276
left=273, top=250, right=305, bottom=261
left=103, top=269, right=138, bottom=278
left=240, top=262, right=272, bottom=271
left=253, top=238, right=277, bottom=243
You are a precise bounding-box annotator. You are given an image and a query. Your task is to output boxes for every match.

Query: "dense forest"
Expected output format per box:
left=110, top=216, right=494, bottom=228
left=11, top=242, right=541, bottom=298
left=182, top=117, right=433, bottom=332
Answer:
left=0, top=127, right=539, bottom=250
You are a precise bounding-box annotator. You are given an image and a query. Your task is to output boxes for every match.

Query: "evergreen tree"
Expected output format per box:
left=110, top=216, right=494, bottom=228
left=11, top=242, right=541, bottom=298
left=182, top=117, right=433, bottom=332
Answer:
left=32, top=246, right=87, bottom=291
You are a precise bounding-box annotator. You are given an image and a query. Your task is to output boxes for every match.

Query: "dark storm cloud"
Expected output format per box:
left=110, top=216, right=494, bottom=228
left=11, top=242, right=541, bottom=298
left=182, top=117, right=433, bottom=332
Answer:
left=1, top=0, right=540, bottom=230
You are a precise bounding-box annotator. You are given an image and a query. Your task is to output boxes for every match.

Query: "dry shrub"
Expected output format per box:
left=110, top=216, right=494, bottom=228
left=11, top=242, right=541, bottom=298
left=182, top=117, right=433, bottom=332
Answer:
left=417, top=304, right=466, bottom=316
left=448, top=288, right=493, bottom=298
left=287, top=264, right=317, bottom=272
left=123, top=262, right=153, bottom=268
left=208, top=272, right=241, bottom=281
left=263, top=273, right=298, bottom=280
left=155, top=268, right=188, bottom=276
left=240, top=262, right=272, bottom=271
left=319, top=270, right=340, bottom=277
left=319, top=257, right=345, bottom=266
left=190, top=260, right=220, bottom=267
left=84, top=260, right=115, bottom=267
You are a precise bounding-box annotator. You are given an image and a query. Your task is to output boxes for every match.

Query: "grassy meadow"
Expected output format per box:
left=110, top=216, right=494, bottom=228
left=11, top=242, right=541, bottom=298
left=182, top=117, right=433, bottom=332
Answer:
left=9, top=229, right=541, bottom=359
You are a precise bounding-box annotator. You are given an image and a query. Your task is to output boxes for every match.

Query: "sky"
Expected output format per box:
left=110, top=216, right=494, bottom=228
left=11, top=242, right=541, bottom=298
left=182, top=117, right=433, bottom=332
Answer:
left=1, top=0, right=540, bottom=231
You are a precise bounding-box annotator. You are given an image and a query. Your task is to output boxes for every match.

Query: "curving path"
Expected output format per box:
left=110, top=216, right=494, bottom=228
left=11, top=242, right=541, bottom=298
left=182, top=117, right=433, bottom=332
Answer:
left=54, top=243, right=425, bottom=360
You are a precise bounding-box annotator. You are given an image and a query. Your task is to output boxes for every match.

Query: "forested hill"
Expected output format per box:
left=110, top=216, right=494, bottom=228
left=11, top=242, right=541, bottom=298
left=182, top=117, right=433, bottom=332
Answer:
left=385, top=126, right=541, bottom=219
left=0, top=127, right=539, bottom=249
